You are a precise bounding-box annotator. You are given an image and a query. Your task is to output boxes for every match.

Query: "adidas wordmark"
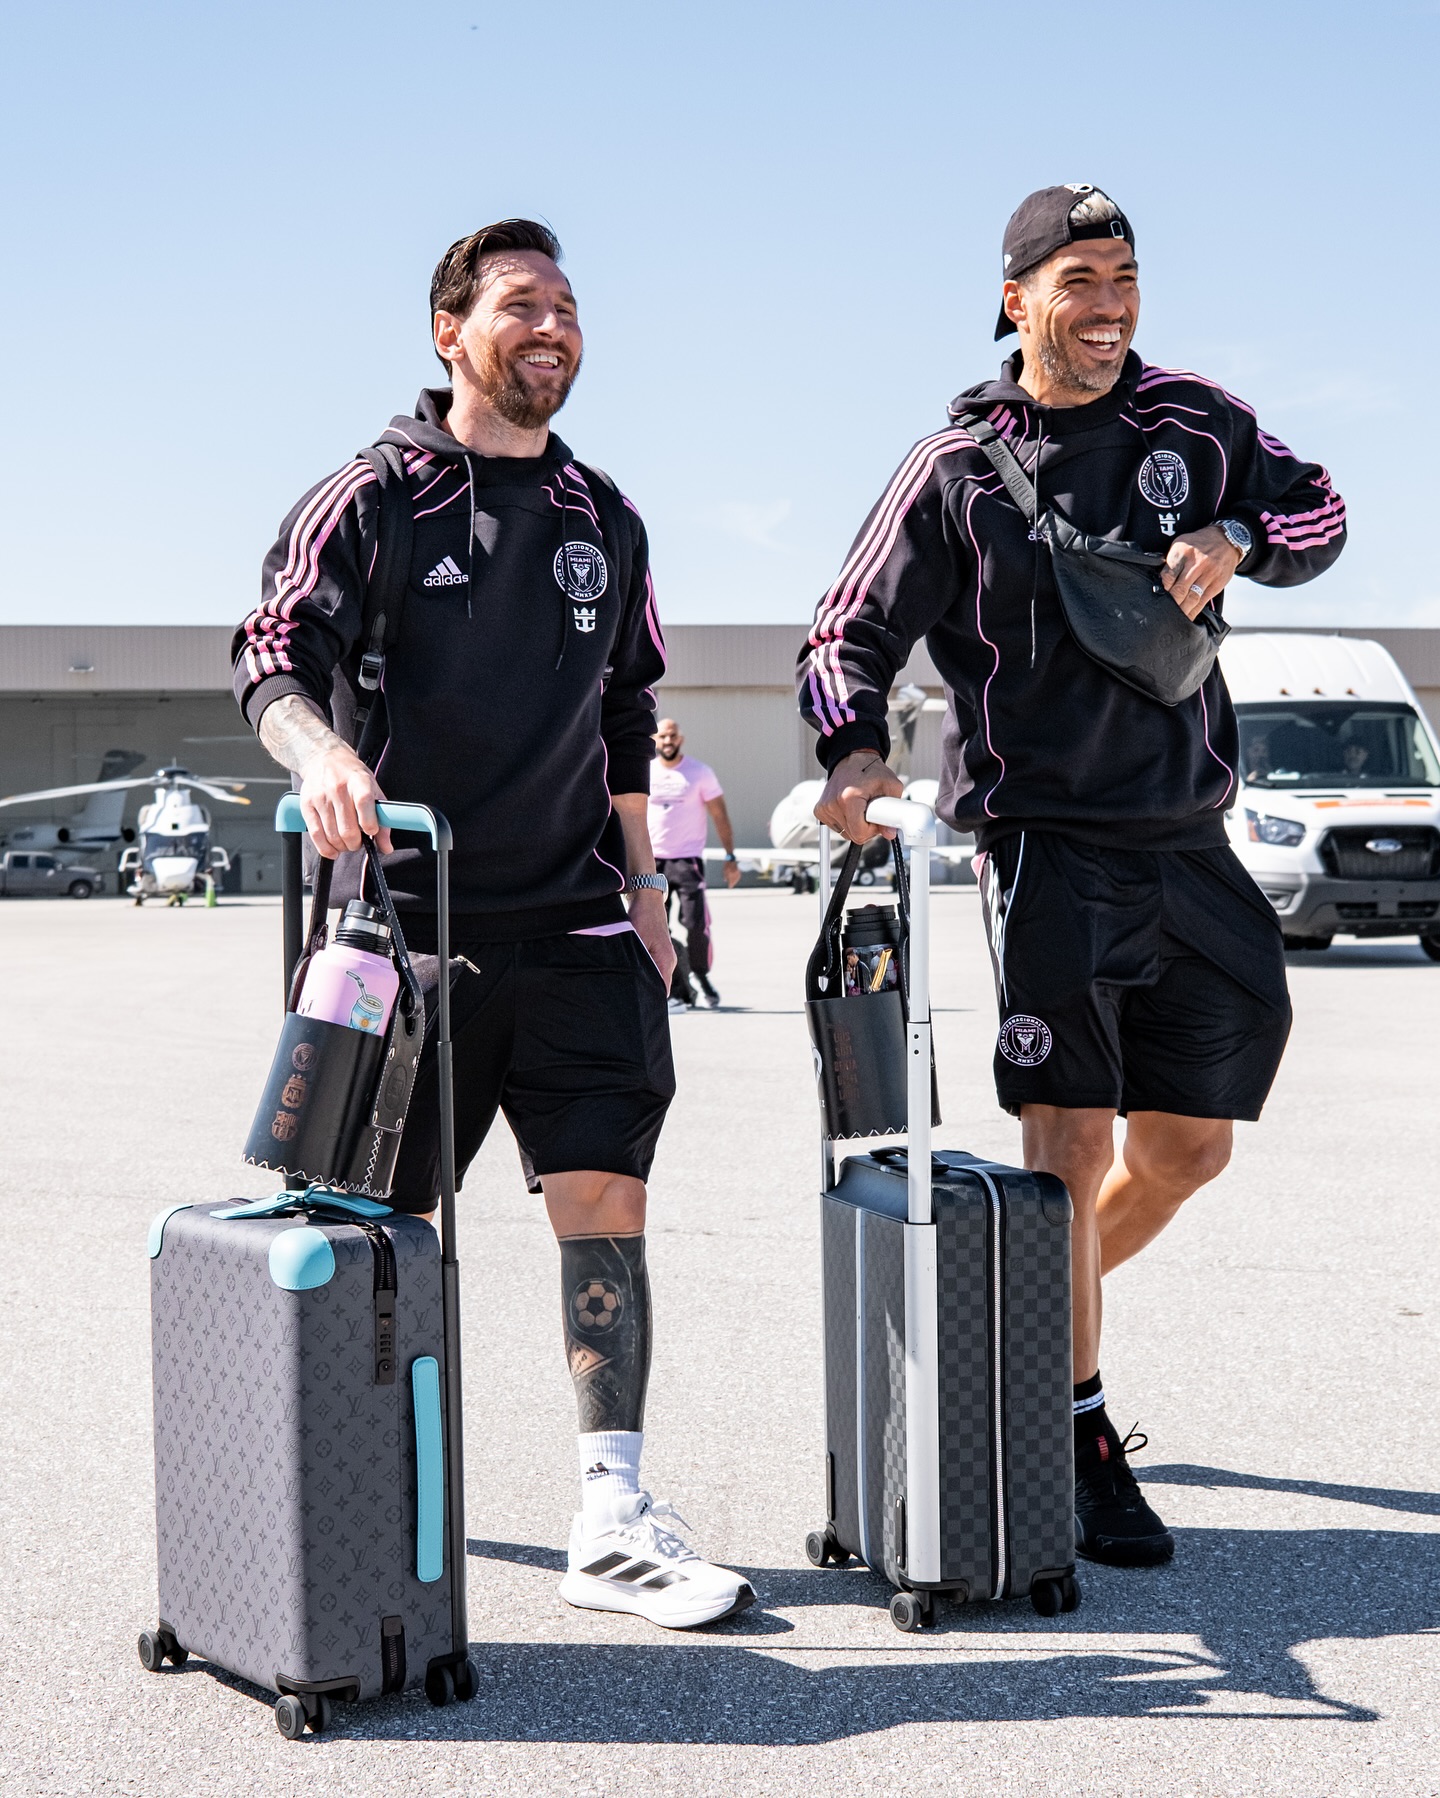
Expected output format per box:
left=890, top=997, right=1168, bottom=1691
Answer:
left=423, top=556, right=468, bottom=588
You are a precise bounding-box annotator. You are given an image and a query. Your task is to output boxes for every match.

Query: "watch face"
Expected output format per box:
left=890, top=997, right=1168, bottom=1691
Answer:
left=1226, top=519, right=1253, bottom=553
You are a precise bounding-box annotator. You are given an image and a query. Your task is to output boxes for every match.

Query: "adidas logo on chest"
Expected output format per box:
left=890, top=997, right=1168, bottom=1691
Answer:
left=423, top=556, right=467, bottom=588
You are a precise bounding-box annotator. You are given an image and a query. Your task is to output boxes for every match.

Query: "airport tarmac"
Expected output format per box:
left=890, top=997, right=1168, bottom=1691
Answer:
left=2, top=886, right=1437, bottom=1797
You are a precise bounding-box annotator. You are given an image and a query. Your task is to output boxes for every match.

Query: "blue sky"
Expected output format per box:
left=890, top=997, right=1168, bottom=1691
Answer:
left=0, top=0, right=1434, bottom=629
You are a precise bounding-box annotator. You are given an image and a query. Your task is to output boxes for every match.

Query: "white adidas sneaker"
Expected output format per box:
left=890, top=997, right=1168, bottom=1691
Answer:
left=559, top=1492, right=755, bottom=1629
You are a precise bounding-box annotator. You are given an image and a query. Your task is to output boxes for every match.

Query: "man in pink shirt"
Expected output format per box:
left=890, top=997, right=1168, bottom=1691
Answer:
left=648, top=719, right=741, bottom=1008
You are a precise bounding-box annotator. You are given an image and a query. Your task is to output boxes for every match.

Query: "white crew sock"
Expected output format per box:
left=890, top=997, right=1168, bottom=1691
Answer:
left=577, top=1430, right=643, bottom=1522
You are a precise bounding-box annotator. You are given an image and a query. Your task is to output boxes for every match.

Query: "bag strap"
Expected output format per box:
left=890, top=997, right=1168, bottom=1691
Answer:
left=805, top=840, right=862, bottom=1000
left=953, top=411, right=1040, bottom=526
left=360, top=837, right=425, bottom=1034
left=286, top=854, right=335, bottom=1010
left=804, top=836, right=912, bottom=1004
left=352, top=443, right=414, bottom=765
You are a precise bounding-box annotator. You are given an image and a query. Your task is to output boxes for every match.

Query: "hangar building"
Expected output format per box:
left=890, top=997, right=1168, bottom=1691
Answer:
left=2, top=623, right=1438, bottom=892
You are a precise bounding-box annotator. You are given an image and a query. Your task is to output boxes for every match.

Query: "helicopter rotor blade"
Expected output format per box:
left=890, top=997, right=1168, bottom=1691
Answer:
left=0, top=777, right=155, bottom=809
left=188, top=781, right=252, bottom=806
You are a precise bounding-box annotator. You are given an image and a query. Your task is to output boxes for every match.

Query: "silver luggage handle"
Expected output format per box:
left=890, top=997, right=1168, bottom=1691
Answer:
left=818, top=797, right=937, bottom=1225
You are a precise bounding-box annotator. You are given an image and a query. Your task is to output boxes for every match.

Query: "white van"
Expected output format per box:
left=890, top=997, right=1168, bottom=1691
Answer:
left=1219, top=633, right=1440, bottom=956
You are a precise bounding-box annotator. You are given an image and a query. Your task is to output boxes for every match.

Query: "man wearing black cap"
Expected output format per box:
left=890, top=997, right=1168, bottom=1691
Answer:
left=800, top=185, right=1344, bottom=1569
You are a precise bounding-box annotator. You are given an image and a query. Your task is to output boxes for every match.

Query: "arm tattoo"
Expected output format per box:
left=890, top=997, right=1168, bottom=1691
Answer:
left=559, top=1233, right=651, bottom=1434
left=258, top=693, right=348, bottom=775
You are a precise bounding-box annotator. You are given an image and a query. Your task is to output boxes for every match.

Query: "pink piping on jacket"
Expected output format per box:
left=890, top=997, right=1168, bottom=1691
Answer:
left=1197, top=683, right=1236, bottom=807
left=964, top=484, right=1006, bottom=818
left=807, top=427, right=971, bottom=730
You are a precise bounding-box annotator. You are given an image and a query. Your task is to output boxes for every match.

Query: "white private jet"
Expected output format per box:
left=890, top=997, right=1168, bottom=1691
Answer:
left=715, top=775, right=977, bottom=894
left=0, top=750, right=146, bottom=854
left=710, top=686, right=975, bottom=892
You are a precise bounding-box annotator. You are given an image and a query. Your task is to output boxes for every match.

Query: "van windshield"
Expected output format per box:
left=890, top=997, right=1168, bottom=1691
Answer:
left=1235, top=701, right=1440, bottom=789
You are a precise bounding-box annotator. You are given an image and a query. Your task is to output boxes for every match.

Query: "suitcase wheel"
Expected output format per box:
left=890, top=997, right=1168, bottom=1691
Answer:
left=452, top=1657, right=478, bottom=1703
left=274, top=1692, right=331, bottom=1738
left=137, top=1628, right=187, bottom=1672
left=1030, top=1575, right=1081, bottom=1618
left=889, top=1591, right=932, bottom=1632
left=275, top=1695, right=308, bottom=1739
left=804, top=1527, right=852, bottom=1570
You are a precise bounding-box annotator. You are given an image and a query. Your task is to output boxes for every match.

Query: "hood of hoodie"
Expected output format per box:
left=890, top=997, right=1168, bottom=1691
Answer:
left=377, top=387, right=573, bottom=485
left=948, top=349, right=1143, bottom=438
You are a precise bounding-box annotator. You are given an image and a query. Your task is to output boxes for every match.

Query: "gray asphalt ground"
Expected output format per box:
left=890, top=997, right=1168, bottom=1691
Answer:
left=2, top=887, right=1438, bottom=1797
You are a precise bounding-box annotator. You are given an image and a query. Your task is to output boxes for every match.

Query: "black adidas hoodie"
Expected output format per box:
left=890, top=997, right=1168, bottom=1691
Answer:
left=798, top=352, right=1346, bottom=850
left=234, top=389, right=666, bottom=931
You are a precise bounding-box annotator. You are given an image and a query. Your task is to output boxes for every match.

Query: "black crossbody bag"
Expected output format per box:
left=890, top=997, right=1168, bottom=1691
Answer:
left=954, top=411, right=1229, bottom=707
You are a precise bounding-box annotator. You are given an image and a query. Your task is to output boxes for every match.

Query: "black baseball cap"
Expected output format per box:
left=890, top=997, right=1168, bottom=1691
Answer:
left=994, top=184, right=1135, bottom=340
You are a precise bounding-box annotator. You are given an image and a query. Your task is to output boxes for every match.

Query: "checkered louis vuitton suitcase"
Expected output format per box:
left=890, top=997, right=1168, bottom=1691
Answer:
left=139, top=800, right=477, bottom=1736
left=805, top=799, right=1080, bottom=1629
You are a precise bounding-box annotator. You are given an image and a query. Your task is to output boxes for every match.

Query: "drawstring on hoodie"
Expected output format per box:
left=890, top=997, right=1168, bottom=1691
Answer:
left=1028, top=416, right=1044, bottom=670
left=464, top=453, right=477, bottom=621
left=555, top=483, right=572, bottom=670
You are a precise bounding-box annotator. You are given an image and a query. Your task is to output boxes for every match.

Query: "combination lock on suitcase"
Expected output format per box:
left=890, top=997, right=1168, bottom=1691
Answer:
left=805, top=799, right=1081, bottom=1631
left=140, top=800, right=476, bottom=1735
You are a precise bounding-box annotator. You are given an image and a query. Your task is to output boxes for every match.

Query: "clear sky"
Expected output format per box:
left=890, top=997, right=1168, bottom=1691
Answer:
left=0, top=0, right=1434, bottom=630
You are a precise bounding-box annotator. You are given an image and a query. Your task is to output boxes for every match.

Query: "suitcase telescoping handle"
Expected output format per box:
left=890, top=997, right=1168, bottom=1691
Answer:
left=818, top=797, right=936, bottom=1226
left=275, top=794, right=470, bottom=1666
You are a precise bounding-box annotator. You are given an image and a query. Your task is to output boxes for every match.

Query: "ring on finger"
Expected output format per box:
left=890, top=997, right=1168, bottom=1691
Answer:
left=1188, top=583, right=1205, bottom=597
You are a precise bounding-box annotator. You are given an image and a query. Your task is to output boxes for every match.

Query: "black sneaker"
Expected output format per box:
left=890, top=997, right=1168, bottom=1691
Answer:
left=1074, top=1422, right=1174, bottom=1568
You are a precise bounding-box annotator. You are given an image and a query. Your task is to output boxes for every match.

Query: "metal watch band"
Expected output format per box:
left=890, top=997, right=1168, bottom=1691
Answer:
left=626, top=872, right=668, bottom=896
left=1220, top=517, right=1253, bottom=563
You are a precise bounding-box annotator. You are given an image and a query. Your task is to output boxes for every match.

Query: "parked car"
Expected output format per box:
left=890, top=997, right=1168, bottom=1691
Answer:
left=0, top=851, right=102, bottom=898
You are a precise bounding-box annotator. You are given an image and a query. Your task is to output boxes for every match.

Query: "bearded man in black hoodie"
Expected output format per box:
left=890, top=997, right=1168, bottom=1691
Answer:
left=801, top=186, right=1345, bottom=1568
left=235, top=221, right=752, bottom=1629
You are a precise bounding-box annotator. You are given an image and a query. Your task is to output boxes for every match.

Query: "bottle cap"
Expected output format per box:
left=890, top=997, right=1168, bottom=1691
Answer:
left=334, top=900, right=392, bottom=954
left=841, top=903, right=899, bottom=948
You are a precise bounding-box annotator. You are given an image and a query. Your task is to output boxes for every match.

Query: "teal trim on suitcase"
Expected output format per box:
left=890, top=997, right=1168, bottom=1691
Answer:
left=213, top=1190, right=392, bottom=1221
left=411, top=1356, right=444, bottom=1583
left=268, top=1225, right=336, bottom=1291
left=147, top=1203, right=192, bottom=1259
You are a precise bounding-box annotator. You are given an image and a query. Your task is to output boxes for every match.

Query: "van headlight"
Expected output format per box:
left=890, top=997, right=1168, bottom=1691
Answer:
left=1245, top=809, right=1305, bottom=847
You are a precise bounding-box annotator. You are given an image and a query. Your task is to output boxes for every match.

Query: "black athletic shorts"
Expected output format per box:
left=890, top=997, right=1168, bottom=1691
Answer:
left=388, top=928, right=675, bottom=1213
left=977, top=833, right=1292, bottom=1120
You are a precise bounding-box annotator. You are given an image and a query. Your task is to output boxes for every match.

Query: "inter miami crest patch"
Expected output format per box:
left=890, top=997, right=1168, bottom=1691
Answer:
left=1137, top=450, right=1189, bottom=510
left=997, top=1014, right=1053, bottom=1067
left=554, top=539, right=609, bottom=601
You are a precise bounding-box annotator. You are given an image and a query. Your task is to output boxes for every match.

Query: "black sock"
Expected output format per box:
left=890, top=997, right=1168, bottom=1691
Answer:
left=1073, top=1371, right=1119, bottom=1467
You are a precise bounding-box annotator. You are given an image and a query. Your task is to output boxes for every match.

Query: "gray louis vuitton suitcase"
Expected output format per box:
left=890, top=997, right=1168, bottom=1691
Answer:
left=804, top=798, right=1080, bottom=1630
left=140, top=799, right=475, bottom=1736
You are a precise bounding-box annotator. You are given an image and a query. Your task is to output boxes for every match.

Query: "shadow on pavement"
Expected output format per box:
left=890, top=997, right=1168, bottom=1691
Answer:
left=170, top=1486, right=1440, bottom=1742
left=1143, top=1462, right=1440, bottom=1517
left=421, top=1506, right=1440, bottom=1742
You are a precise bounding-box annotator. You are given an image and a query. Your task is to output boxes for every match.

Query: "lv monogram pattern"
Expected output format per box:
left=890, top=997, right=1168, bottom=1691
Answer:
left=150, top=1206, right=453, bottom=1698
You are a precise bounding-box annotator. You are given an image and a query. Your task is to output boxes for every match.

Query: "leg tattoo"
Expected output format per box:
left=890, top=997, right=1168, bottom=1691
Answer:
left=559, top=1234, right=651, bottom=1434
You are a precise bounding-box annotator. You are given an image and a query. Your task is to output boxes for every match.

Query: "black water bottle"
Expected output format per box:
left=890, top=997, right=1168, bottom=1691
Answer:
left=841, top=904, right=901, bottom=997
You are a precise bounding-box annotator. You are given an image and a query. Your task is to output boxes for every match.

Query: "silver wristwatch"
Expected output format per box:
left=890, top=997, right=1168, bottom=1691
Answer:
left=626, top=872, right=668, bottom=897
left=1218, top=517, right=1253, bottom=565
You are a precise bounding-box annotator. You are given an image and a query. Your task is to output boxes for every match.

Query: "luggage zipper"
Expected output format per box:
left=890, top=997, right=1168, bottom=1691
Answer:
left=972, top=1167, right=1008, bottom=1601
left=855, top=1209, right=873, bottom=1569
left=354, top=1221, right=398, bottom=1385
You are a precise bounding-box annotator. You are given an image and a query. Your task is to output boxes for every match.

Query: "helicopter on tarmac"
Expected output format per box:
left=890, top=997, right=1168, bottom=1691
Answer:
left=0, top=765, right=285, bottom=906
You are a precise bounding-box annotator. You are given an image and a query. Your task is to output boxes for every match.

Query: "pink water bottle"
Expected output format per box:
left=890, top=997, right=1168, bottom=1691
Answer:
left=297, top=901, right=400, bottom=1035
